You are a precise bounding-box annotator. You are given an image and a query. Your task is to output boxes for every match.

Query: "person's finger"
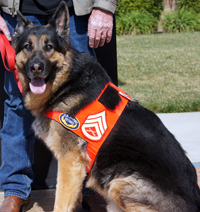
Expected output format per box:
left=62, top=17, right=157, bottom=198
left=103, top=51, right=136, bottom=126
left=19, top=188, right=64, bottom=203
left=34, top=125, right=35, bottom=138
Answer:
left=94, top=31, right=101, bottom=48
left=106, top=27, right=112, bottom=43
left=0, top=15, right=12, bottom=41
left=3, top=29, right=12, bottom=41
left=88, top=27, right=96, bottom=48
left=99, top=32, right=107, bottom=47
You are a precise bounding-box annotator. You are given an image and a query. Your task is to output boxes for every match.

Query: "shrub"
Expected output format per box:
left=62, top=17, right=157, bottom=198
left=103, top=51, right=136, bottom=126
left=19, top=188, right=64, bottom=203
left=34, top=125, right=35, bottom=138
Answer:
left=116, top=0, right=163, bottom=20
left=116, top=10, right=158, bottom=35
left=178, top=0, right=200, bottom=14
left=162, top=8, right=200, bottom=33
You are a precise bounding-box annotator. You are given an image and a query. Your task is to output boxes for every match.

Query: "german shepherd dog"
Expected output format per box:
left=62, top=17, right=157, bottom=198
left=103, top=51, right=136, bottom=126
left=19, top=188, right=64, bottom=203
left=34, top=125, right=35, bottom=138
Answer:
left=12, top=2, right=200, bottom=212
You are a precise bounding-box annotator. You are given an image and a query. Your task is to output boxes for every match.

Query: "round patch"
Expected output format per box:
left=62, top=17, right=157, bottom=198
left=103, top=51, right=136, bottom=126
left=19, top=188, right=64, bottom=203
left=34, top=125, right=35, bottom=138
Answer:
left=59, top=113, right=80, bottom=130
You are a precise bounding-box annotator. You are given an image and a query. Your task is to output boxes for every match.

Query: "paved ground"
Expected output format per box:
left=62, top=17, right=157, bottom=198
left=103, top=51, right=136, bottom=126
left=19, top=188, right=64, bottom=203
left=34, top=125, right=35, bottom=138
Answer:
left=157, top=112, right=200, bottom=163
left=157, top=112, right=200, bottom=189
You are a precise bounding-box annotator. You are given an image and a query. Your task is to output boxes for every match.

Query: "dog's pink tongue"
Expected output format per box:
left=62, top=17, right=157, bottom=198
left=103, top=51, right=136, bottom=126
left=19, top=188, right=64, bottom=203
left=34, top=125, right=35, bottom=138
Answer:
left=29, top=78, right=46, bottom=94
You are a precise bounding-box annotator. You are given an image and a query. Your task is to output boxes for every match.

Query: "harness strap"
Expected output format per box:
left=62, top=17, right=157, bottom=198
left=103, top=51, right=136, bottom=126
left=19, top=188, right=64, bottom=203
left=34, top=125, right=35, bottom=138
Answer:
left=0, top=32, right=24, bottom=94
left=45, top=82, right=131, bottom=172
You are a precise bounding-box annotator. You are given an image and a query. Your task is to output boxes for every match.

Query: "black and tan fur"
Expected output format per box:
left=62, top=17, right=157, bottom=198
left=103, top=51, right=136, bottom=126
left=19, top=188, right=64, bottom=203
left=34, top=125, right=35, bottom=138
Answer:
left=12, top=2, right=200, bottom=212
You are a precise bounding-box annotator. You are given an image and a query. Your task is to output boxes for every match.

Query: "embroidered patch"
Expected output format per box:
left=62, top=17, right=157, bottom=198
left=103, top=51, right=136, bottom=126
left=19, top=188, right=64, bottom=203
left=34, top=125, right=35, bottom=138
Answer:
left=81, top=111, right=107, bottom=141
left=59, top=113, right=80, bottom=130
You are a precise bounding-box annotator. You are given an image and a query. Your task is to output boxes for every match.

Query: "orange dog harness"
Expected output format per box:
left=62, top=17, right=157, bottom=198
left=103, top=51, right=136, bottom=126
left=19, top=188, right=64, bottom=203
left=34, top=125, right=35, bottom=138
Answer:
left=45, top=82, right=133, bottom=172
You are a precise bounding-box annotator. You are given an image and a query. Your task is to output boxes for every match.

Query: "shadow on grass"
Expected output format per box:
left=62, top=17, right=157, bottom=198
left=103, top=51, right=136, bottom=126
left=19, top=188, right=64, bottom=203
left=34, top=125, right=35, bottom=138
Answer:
left=118, top=79, right=127, bottom=86
left=143, top=99, right=200, bottom=114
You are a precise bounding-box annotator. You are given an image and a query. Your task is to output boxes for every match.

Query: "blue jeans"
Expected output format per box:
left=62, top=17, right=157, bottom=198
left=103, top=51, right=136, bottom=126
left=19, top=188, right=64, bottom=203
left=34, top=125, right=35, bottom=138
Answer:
left=0, top=8, right=95, bottom=200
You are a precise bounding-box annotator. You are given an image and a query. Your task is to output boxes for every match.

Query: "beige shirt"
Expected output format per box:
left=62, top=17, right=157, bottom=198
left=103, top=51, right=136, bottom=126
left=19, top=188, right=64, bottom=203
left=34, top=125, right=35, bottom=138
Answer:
left=0, top=0, right=118, bottom=16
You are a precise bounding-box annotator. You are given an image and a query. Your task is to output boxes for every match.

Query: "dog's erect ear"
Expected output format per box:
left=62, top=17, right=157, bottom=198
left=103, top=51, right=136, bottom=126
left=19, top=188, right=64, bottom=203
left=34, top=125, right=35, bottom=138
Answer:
left=12, top=11, right=33, bottom=51
left=15, top=11, right=33, bottom=35
left=49, top=1, right=70, bottom=40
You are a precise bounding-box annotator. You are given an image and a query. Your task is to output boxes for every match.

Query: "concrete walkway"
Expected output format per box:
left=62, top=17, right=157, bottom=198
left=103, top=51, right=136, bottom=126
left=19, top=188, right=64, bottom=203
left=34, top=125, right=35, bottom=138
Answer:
left=157, top=112, right=200, bottom=163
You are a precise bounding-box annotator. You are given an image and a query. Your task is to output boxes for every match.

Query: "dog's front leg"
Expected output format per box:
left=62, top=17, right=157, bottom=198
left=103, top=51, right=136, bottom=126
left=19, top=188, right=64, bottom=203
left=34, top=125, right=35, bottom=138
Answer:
left=53, top=150, right=87, bottom=212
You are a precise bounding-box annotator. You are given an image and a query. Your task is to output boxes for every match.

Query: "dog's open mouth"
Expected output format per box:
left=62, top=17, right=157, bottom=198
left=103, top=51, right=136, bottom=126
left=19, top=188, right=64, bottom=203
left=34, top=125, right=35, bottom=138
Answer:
left=29, top=77, right=47, bottom=94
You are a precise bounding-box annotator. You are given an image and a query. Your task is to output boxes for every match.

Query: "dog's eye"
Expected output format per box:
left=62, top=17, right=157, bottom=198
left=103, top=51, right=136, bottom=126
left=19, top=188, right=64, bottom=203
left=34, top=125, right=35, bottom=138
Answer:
left=46, top=44, right=53, bottom=50
left=25, top=44, right=31, bottom=49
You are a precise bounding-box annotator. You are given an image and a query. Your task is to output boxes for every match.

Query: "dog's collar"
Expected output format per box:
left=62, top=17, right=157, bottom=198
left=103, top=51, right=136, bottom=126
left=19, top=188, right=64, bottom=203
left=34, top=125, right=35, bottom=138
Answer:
left=45, top=82, right=133, bottom=172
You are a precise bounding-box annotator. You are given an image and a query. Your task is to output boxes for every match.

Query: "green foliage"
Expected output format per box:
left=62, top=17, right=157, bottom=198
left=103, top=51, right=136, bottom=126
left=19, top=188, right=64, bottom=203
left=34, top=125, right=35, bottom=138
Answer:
left=116, top=10, right=157, bottom=35
left=178, top=0, right=200, bottom=14
left=116, top=0, right=163, bottom=20
left=162, top=8, right=200, bottom=33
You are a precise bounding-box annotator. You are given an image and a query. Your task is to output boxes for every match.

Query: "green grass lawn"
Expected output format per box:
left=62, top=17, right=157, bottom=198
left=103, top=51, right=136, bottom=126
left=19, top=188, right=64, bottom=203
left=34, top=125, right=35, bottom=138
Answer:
left=117, top=32, right=200, bottom=113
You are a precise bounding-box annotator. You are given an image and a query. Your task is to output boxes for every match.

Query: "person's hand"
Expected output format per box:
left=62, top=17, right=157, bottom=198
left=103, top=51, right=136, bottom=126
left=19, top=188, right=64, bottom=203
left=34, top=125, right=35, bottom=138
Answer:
left=0, top=15, right=12, bottom=41
left=88, top=8, right=113, bottom=48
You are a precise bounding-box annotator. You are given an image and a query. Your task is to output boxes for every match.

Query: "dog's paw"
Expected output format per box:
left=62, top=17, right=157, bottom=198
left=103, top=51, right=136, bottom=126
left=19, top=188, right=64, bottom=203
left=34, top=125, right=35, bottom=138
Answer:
left=27, top=202, right=45, bottom=212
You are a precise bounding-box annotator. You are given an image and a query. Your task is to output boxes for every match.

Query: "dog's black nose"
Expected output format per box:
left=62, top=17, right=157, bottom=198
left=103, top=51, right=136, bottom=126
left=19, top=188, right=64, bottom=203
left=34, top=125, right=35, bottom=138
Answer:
left=30, top=63, right=44, bottom=73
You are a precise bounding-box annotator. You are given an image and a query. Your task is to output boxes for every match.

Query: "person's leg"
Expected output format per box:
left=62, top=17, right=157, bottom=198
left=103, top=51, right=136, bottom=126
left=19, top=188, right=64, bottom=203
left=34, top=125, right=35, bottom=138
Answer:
left=68, top=7, right=96, bottom=58
left=0, top=13, right=47, bottom=200
left=0, top=89, right=35, bottom=199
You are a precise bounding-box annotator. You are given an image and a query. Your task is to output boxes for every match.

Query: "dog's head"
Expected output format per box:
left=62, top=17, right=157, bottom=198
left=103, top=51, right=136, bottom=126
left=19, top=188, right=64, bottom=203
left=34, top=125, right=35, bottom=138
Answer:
left=12, top=1, right=70, bottom=95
